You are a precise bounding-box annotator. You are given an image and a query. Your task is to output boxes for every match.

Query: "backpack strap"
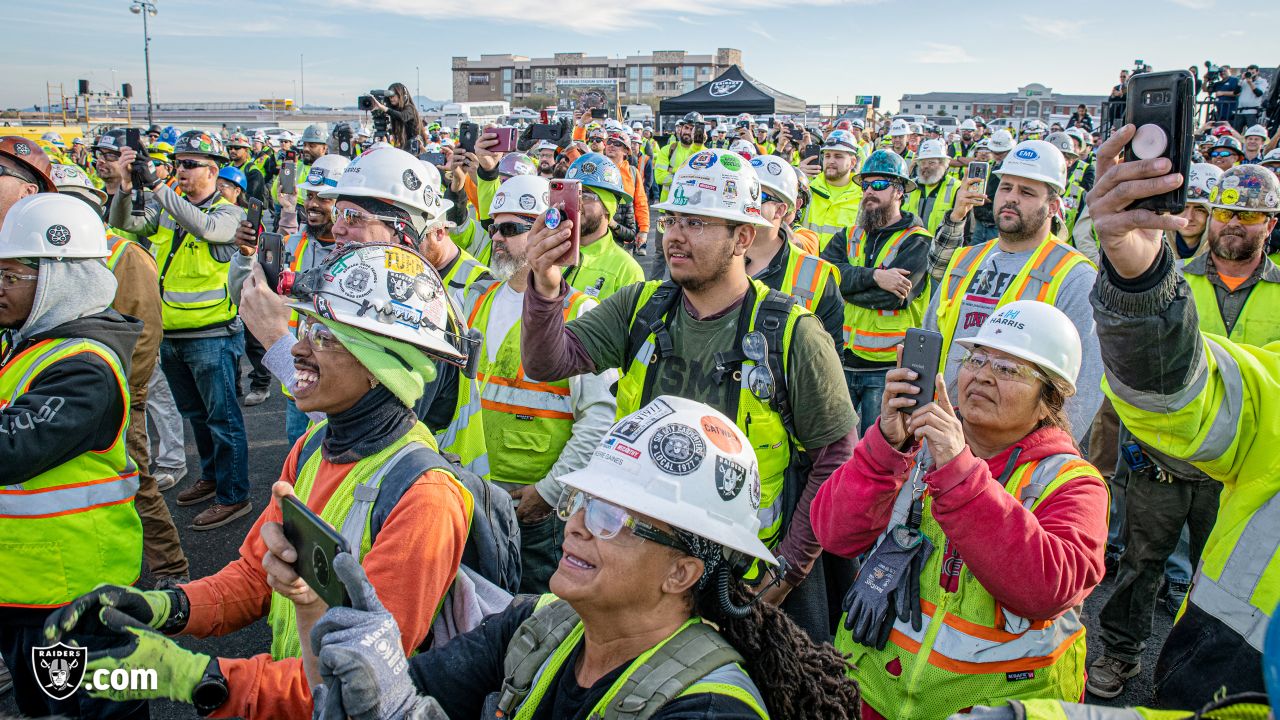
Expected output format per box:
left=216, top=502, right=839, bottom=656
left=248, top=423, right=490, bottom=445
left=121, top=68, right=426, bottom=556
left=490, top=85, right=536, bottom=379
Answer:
left=754, top=289, right=800, bottom=441
left=495, top=598, right=583, bottom=715
left=1018, top=453, right=1076, bottom=510
left=293, top=424, right=330, bottom=480
left=607, top=622, right=745, bottom=720
left=623, top=281, right=683, bottom=402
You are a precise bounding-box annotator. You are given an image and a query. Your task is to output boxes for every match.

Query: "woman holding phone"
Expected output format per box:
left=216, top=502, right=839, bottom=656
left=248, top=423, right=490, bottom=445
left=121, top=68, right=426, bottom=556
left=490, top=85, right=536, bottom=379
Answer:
left=812, top=300, right=1108, bottom=720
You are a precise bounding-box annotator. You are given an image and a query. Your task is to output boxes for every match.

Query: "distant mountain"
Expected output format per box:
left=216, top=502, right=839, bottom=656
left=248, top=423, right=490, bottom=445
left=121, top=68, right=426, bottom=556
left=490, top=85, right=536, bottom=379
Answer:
left=414, top=95, right=446, bottom=111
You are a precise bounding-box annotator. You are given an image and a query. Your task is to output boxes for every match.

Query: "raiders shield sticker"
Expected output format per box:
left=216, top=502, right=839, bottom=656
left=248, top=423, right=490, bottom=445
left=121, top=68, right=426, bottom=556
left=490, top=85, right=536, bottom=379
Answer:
left=32, top=643, right=86, bottom=701
left=714, top=456, right=747, bottom=501
left=648, top=424, right=706, bottom=476
left=386, top=271, right=413, bottom=301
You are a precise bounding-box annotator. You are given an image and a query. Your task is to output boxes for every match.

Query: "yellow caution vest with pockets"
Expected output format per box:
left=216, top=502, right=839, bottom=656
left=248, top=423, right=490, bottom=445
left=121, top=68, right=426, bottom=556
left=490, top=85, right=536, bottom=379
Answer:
left=0, top=338, right=142, bottom=608
left=1183, top=255, right=1280, bottom=347
left=433, top=250, right=493, bottom=478
left=149, top=191, right=240, bottom=331
left=775, top=243, right=840, bottom=314
left=905, top=176, right=963, bottom=235
left=489, top=594, right=768, bottom=720
left=841, top=224, right=932, bottom=362
left=838, top=453, right=1101, bottom=719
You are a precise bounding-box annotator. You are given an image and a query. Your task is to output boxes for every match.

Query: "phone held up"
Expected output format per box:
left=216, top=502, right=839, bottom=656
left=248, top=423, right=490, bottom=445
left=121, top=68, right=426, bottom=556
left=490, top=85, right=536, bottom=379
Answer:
left=257, top=232, right=286, bottom=293
left=281, top=495, right=352, bottom=609
left=279, top=160, right=297, bottom=190
left=488, top=127, right=518, bottom=153
left=898, top=329, right=943, bottom=415
left=1123, top=69, right=1194, bottom=214
left=966, top=161, right=990, bottom=196
left=547, top=178, right=582, bottom=267
left=459, top=122, right=480, bottom=153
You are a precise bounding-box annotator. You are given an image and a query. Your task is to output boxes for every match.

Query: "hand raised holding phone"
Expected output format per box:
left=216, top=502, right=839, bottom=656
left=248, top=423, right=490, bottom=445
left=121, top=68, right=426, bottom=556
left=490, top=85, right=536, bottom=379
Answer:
left=525, top=210, right=573, bottom=300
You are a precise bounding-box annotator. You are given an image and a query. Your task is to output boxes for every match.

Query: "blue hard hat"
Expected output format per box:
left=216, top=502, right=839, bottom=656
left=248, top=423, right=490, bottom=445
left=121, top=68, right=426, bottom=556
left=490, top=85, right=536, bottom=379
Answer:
left=565, top=152, right=631, bottom=201
left=160, top=126, right=180, bottom=145
left=854, top=149, right=916, bottom=192
left=218, top=166, right=247, bottom=193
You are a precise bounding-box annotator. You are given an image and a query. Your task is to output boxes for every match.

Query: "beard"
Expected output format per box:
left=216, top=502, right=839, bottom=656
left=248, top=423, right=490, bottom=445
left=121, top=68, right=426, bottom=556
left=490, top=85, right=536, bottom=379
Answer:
left=670, top=236, right=736, bottom=294
left=919, top=166, right=947, bottom=187
left=581, top=207, right=607, bottom=238
left=996, top=201, right=1052, bottom=242
left=1210, top=226, right=1264, bottom=262
left=490, top=243, right=525, bottom=281
left=858, top=199, right=895, bottom=231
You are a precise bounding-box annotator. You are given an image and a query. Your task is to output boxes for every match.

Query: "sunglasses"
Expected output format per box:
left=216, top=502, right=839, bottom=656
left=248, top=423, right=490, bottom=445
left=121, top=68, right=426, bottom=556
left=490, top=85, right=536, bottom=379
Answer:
left=742, top=331, right=775, bottom=401
left=960, top=350, right=1045, bottom=385
left=492, top=220, right=534, bottom=238
left=860, top=178, right=900, bottom=192
left=606, top=139, right=628, bottom=148
left=1209, top=150, right=1238, bottom=159
left=760, top=191, right=783, bottom=205
left=176, top=159, right=215, bottom=170
left=556, top=489, right=688, bottom=553
left=298, top=316, right=347, bottom=353
left=1211, top=207, right=1271, bottom=225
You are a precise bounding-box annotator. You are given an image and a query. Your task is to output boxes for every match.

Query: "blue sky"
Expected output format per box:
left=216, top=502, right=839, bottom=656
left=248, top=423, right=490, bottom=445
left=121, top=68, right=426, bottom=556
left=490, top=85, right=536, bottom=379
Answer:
left=7, top=0, right=1276, bottom=113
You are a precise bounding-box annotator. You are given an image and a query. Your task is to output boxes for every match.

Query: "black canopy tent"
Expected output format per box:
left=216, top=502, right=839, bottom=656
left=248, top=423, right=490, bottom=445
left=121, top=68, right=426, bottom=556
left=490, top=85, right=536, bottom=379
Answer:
left=657, top=65, right=806, bottom=128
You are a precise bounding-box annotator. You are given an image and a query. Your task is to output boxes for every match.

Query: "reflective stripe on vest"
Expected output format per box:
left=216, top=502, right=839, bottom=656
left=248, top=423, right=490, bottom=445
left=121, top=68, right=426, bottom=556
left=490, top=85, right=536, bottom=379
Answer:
left=105, top=235, right=132, bottom=272
left=841, top=225, right=930, bottom=360
left=781, top=249, right=833, bottom=312
left=150, top=192, right=239, bottom=330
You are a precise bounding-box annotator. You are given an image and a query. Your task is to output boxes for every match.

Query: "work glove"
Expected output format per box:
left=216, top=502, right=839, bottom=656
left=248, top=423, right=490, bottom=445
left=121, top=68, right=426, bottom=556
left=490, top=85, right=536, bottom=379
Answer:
left=45, top=584, right=182, bottom=644
left=893, top=530, right=935, bottom=632
left=132, top=156, right=160, bottom=190
left=841, top=525, right=928, bottom=650
left=83, top=607, right=213, bottom=703
left=310, top=553, right=437, bottom=720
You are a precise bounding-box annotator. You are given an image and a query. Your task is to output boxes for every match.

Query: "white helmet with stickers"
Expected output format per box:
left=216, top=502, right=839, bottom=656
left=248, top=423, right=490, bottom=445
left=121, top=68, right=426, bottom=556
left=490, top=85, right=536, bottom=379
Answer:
left=1186, top=163, right=1224, bottom=205
left=1208, top=164, right=1280, bottom=214
left=889, top=119, right=911, bottom=137
left=558, top=395, right=776, bottom=565
left=298, top=154, right=351, bottom=194
left=50, top=163, right=108, bottom=205
left=489, top=174, right=550, bottom=217
left=988, top=129, right=1016, bottom=153
left=651, top=148, right=771, bottom=227
left=750, top=155, right=799, bottom=211
left=320, top=143, right=452, bottom=232
left=956, top=300, right=1082, bottom=392
left=915, top=139, right=948, bottom=161
left=994, top=140, right=1067, bottom=193
left=0, top=194, right=109, bottom=260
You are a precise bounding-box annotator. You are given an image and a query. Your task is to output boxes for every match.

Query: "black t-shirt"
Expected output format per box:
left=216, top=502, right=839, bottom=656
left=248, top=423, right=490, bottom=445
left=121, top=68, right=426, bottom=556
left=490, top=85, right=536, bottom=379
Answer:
left=410, top=597, right=761, bottom=720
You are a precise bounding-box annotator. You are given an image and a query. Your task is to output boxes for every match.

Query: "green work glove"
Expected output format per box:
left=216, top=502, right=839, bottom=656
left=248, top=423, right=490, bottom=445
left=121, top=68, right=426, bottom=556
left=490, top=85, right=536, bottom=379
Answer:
left=44, top=584, right=178, bottom=643
left=83, top=607, right=212, bottom=704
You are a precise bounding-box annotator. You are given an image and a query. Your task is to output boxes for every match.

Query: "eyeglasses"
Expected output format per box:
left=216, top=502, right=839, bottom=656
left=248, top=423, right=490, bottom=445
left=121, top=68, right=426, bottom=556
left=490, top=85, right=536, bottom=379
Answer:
left=1211, top=207, right=1271, bottom=225
left=94, top=150, right=122, bottom=162
left=860, top=178, right=899, bottom=192
left=1208, top=150, right=1238, bottom=159
left=657, top=215, right=735, bottom=237
left=742, top=331, right=775, bottom=401
left=960, top=350, right=1045, bottom=385
left=0, top=270, right=38, bottom=288
left=556, top=489, right=688, bottom=553
left=492, top=220, right=534, bottom=238
left=332, top=206, right=401, bottom=228
left=176, top=159, right=214, bottom=170
left=298, top=316, right=349, bottom=353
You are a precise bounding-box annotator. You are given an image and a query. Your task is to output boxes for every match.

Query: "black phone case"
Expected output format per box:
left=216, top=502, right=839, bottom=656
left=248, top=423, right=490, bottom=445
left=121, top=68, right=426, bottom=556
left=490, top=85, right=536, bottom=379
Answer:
left=900, top=329, right=943, bottom=414
left=1124, top=70, right=1194, bottom=214
left=246, top=199, right=264, bottom=231
left=279, top=161, right=297, bottom=190
left=459, top=122, right=479, bottom=153
left=281, top=496, right=352, bottom=609
left=257, top=232, right=286, bottom=293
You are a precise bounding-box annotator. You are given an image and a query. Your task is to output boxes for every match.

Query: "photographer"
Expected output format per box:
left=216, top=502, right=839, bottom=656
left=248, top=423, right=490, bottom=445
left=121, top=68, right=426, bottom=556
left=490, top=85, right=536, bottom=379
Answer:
left=1212, top=64, right=1241, bottom=125
left=1235, top=65, right=1270, bottom=134
left=370, top=83, right=428, bottom=153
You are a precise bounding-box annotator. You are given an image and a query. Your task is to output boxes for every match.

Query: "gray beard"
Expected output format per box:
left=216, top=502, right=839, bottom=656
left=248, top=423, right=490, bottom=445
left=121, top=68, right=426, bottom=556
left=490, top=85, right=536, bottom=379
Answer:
left=1211, top=230, right=1263, bottom=262
left=490, top=250, right=525, bottom=282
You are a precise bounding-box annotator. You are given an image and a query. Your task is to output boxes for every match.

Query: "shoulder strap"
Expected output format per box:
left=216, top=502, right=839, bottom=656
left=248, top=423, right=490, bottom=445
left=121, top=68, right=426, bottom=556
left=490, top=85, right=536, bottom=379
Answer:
left=754, top=289, right=800, bottom=442
left=292, top=423, right=329, bottom=481
left=1018, top=453, right=1078, bottom=510
left=608, top=622, right=745, bottom=720
left=496, top=599, right=583, bottom=715
left=623, top=281, right=682, bottom=368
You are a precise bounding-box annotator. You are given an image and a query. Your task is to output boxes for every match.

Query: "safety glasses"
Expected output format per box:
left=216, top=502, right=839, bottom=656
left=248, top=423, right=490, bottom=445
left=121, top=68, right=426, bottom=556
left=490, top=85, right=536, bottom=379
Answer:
left=0, top=270, right=38, bottom=289
left=1209, top=150, right=1238, bottom=159
left=1211, top=207, right=1270, bottom=225
left=605, top=139, right=628, bottom=149
left=760, top=191, right=782, bottom=205
left=742, top=331, right=775, bottom=401
left=556, top=489, right=688, bottom=552
left=960, top=350, right=1045, bottom=385
left=332, top=206, right=401, bottom=228
left=176, top=159, right=214, bottom=170
left=297, top=316, right=349, bottom=353
left=860, top=178, right=899, bottom=192
left=657, top=215, right=734, bottom=237
left=492, top=220, right=534, bottom=238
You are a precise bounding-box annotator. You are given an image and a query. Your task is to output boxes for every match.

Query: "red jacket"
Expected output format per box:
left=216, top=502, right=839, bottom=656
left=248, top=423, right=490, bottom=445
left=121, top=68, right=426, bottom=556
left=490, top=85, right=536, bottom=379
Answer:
left=812, top=422, right=1107, bottom=620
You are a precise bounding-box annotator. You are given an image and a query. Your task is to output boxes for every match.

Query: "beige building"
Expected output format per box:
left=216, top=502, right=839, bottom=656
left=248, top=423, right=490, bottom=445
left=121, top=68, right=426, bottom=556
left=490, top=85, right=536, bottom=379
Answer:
left=451, top=49, right=743, bottom=105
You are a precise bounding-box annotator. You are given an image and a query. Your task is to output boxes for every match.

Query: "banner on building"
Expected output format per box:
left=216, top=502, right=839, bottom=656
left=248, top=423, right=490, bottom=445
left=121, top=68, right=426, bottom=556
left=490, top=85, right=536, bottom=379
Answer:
left=556, top=79, right=622, bottom=116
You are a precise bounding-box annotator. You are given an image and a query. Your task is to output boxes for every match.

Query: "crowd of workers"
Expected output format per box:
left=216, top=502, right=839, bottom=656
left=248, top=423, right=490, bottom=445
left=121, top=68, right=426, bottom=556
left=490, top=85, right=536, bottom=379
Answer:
left=0, top=67, right=1279, bottom=720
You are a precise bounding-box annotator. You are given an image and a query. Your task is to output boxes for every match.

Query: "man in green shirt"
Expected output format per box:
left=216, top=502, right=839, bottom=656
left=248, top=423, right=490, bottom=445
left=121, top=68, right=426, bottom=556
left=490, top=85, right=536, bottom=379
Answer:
left=519, top=147, right=858, bottom=641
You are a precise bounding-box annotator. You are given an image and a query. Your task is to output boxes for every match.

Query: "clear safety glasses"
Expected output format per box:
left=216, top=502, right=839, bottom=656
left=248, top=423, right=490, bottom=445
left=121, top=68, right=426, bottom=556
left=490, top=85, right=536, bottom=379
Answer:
left=556, top=489, right=687, bottom=553
left=960, top=350, right=1046, bottom=386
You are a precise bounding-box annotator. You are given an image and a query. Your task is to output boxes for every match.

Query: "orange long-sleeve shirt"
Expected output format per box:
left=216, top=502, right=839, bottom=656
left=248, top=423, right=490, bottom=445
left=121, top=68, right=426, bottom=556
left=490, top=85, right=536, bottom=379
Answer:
left=181, top=441, right=470, bottom=719
left=617, top=158, right=650, bottom=234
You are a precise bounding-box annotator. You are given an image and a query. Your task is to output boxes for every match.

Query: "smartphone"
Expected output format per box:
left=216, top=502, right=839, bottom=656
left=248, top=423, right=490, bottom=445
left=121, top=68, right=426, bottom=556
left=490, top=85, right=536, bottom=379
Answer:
left=547, top=178, right=582, bottom=267
left=591, top=108, right=608, bottom=120
left=420, top=151, right=448, bottom=167
left=966, top=161, right=990, bottom=196
left=801, top=143, right=822, bottom=163
left=899, top=328, right=943, bottom=415
left=490, top=127, right=518, bottom=153
left=257, top=231, right=286, bottom=292
left=281, top=495, right=352, bottom=609
left=279, top=160, right=297, bottom=189
left=530, top=123, right=559, bottom=142
left=125, top=128, right=143, bottom=152
left=1123, top=69, right=1194, bottom=214
left=459, top=122, right=480, bottom=153
left=284, top=149, right=298, bottom=163
left=246, top=198, right=264, bottom=235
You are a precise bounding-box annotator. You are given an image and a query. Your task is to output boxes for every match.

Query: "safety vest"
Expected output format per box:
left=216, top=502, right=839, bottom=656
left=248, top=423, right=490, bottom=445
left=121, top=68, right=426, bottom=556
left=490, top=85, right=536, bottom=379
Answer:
left=1183, top=256, right=1280, bottom=347
left=1061, top=181, right=1086, bottom=238
left=469, top=284, right=593, bottom=486
left=838, top=453, right=1101, bottom=718
left=770, top=243, right=839, bottom=313
left=496, top=594, right=768, bottom=720
left=655, top=141, right=704, bottom=203
left=803, top=175, right=863, bottom=251
left=0, top=338, right=142, bottom=608
left=617, top=279, right=805, bottom=548
left=149, top=192, right=240, bottom=331
left=1066, top=161, right=1088, bottom=190
left=441, top=249, right=492, bottom=315
left=1014, top=696, right=1273, bottom=720
left=936, top=235, right=1092, bottom=363
left=905, top=176, right=962, bottom=235
left=266, top=421, right=473, bottom=660
left=105, top=233, right=141, bottom=273
left=271, top=159, right=311, bottom=206
left=841, top=224, right=932, bottom=362
left=565, top=232, right=645, bottom=301
left=433, top=250, right=494, bottom=478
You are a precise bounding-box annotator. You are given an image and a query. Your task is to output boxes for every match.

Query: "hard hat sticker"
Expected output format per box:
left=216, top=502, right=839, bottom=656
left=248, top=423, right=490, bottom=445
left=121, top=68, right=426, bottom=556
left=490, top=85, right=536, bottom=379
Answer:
left=611, top=398, right=674, bottom=442
left=385, top=247, right=425, bottom=275
left=649, top=424, right=706, bottom=476
left=715, top=457, right=748, bottom=501
left=701, top=416, right=742, bottom=454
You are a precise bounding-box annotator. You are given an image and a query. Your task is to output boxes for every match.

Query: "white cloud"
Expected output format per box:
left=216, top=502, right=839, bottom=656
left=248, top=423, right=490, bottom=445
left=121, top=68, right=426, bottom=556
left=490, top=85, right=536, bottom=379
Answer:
left=914, top=43, right=976, bottom=65
left=1020, top=14, right=1087, bottom=39
left=1170, top=0, right=1213, bottom=8
left=746, top=21, right=775, bottom=41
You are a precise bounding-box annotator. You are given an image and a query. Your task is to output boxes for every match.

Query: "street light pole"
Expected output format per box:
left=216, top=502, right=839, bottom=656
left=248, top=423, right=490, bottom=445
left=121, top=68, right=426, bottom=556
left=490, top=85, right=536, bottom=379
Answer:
left=416, top=66, right=420, bottom=108
left=129, top=1, right=157, bottom=125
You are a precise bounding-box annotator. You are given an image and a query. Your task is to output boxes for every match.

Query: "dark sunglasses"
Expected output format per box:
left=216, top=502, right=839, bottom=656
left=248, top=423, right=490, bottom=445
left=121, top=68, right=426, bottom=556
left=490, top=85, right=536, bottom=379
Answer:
left=1209, top=150, right=1238, bottom=159
left=177, top=159, right=214, bottom=170
left=606, top=139, right=628, bottom=148
left=493, top=220, right=534, bottom=238
left=860, top=178, right=900, bottom=192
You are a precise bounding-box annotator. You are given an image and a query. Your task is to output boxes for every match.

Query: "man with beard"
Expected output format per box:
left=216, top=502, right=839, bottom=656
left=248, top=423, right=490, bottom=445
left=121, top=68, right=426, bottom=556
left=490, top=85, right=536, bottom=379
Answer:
left=800, top=130, right=864, bottom=252
left=225, top=133, right=267, bottom=205
left=1087, top=162, right=1280, bottom=699
left=654, top=112, right=706, bottom=204
left=906, top=139, right=963, bottom=235
left=533, top=141, right=559, bottom=179
left=560, top=153, right=644, bottom=301
left=948, top=119, right=980, bottom=174
left=519, top=148, right=858, bottom=641
left=923, top=139, right=1102, bottom=443
left=465, top=173, right=618, bottom=592
left=822, top=150, right=932, bottom=434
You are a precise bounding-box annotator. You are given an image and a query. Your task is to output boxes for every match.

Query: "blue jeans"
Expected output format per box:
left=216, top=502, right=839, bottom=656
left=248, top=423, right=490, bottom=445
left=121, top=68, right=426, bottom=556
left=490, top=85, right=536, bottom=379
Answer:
left=285, top=396, right=311, bottom=449
left=160, top=331, right=249, bottom=504
left=845, top=367, right=888, bottom=436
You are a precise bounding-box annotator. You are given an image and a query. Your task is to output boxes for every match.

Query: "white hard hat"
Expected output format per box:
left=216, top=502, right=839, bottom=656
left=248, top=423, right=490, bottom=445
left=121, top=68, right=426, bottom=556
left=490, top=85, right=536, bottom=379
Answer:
left=1044, top=132, right=1077, bottom=158
left=651, top=148, right=770, bottom=227
left=320, top=143, right=453, bottom=228
left=955, top=300, right=1082, bottom=391
left=988, top=129, right=1015, bottom=153
left=50, top=163, right=108, bottom=205
left=1245, top=124, right=1269, bottom=139
left=960, top=119, right=978, bottom=132
left=631, top=121, right=644, bottom=129
left=298, top=154, right=351, bottom=193
left=915, top=139, right=948, bottom=161
left=1186, top=163, right=1223, bottom=205
left=994, top=140, right=1067, bottom=193
left=822, top=130, right=860, bottom=155
left=851, top=118, right=866, bottom=129
left=908, top=123, right=924, bottom=135
left=749, top=155, right=798, bottom=211
left=728, top=139, right=757, bottom=158
left=889, top=119, right=910, bottom=137
left=489, top=174, right=550, bottom=217
left=41, top=132, right=65, bottom=148
left=1065, top=127, right=1088, bottom=147
left=0, top=194, right=110, bottom=260
left=558, top=395, right=776, bottom=565
left=533, top=140, right=558, bottom=153
left=286, top=243, right=465, bottom=363
left=279, top=131, right=297, bottom=143
left=1261, top=148, right=1280, bottom=166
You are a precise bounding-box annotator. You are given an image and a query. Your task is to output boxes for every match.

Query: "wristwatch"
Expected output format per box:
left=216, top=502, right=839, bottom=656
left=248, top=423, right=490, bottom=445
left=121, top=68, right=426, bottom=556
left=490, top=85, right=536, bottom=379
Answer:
left=192, top=661, right=229, bottom=716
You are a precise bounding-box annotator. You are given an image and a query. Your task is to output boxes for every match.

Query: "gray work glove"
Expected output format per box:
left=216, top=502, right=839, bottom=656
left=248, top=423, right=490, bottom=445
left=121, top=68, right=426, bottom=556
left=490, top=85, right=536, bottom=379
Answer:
left=841, top=525, right=928, bottom=650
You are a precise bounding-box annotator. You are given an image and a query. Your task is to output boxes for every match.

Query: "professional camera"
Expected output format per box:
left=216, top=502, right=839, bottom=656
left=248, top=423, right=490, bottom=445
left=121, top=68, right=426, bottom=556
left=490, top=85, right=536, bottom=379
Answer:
left=1204, top=61, right=1222, bottom=85
left=357, top=88, right=389, bottom=112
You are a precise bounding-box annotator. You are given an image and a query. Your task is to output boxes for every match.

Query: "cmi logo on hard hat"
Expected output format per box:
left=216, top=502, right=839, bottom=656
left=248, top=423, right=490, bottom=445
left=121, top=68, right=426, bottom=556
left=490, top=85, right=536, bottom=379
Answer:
left=1015, top=148, right=1040, bottom=161
left=32, top=643, right=87, bottom=701
left=710, top=80, right=743, bottom=97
